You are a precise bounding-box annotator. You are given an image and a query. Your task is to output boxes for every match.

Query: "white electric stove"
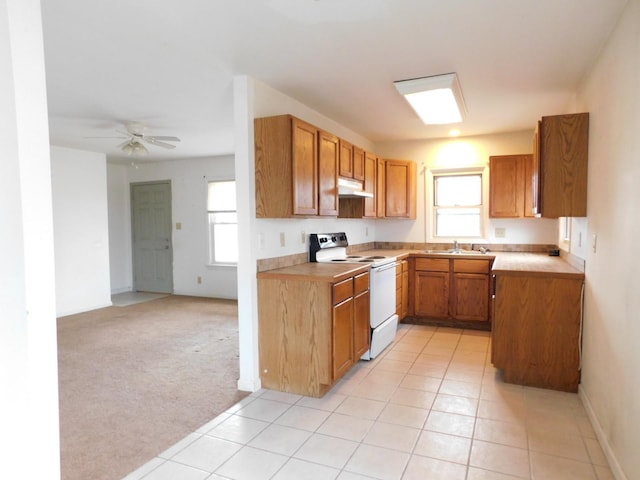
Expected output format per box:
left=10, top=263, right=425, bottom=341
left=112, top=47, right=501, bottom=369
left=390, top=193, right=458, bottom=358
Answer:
left=309, top=233, right=398, bottom=359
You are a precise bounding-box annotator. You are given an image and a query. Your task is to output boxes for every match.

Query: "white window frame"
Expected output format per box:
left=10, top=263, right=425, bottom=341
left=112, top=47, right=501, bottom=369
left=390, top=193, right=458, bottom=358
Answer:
left=426, top=166, right=488, bottom=242
left=207, top=179, right=238, bottom=266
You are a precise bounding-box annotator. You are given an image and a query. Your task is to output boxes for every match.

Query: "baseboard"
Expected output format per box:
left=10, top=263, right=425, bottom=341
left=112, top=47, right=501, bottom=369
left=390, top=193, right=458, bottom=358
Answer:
left=57, top=301, right=113, bottom=318
left=237, top=377, right=261, bottom=393
left=111, top=286, right=133, bottom=295
left=579, top=386, right=628, bottom=480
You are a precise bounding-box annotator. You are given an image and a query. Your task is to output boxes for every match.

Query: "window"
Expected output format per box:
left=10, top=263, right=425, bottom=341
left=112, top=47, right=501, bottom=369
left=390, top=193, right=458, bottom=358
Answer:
left=207, top=180, right=238, bottom=264
left=433, top=173, right=482, bottom=237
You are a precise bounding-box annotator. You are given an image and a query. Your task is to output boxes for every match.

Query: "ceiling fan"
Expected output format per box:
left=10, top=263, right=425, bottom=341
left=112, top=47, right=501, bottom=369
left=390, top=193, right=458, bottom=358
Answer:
left=87, top=123, right=181, bottom=156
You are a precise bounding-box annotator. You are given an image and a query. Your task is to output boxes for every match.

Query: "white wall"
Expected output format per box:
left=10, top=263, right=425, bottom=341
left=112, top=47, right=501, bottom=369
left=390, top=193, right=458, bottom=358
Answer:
left=110, top=155, right=238, bottom=299
left=0, top=0, right=60, bottom=477
left=575, top=1, right=640, bottom=478
left=375, top=132, right=558, bottom=245
left=107, top=163, right=133, bottom=293
left=51, top=146, right=112, bottom=316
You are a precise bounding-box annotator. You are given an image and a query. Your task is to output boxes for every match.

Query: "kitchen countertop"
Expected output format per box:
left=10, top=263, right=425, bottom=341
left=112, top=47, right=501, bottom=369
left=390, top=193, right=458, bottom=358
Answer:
left=257, top=249, right=584, bottom=281
left=257, top=262, right=369, bottom=283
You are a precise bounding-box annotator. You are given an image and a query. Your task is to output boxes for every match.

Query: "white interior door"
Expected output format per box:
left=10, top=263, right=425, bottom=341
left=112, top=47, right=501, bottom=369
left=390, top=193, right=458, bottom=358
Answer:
left=131, top=181, right=173, bottom=293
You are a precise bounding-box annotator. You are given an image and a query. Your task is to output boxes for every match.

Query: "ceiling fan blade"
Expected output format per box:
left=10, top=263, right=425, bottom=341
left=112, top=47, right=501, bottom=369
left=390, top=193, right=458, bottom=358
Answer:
left=84, top=135, right=129, bottom=139
left=116, top=139, right=132, bottom=148
left=143, top=137, right=176, bottom=149
left=147, top=135, right=181, bottom=142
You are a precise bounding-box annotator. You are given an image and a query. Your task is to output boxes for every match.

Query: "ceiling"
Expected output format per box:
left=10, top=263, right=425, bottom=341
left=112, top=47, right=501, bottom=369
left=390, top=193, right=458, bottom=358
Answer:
left=41, top=0, right=627, bottom=163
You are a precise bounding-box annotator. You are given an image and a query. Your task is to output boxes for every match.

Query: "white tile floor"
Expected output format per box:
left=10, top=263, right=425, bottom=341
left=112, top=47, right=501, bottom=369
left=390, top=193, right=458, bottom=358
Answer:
left=122, top=325, right=613, bottom=480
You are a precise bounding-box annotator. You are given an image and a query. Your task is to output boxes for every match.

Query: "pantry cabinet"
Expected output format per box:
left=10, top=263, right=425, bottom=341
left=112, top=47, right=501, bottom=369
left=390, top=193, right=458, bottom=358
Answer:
left=258, top=266, right=369, bottom=397
left=363, top=151, right=377, bottom=217
left=489, top=154, right=535, bottom=218
left=533, top=112, right=589, bottom=218
left=255, top=114, right=338, bottom=218
left=411, top=257, right=492, bottom=325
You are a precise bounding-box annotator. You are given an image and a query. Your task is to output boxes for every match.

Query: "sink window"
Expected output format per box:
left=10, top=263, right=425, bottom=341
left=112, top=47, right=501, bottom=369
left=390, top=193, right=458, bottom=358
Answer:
left=433, top=172, right=482, bottom=238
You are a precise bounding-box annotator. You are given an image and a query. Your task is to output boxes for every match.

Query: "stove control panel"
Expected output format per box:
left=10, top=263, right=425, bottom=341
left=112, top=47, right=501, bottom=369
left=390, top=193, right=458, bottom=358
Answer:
left=309, top=232, right=348, bottom=261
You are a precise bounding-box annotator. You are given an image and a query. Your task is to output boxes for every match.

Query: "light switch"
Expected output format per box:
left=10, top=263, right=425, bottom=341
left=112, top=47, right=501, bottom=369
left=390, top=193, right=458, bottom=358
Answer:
left=280, top=232, right=286, bottom=247
left=495, top=227, right=506, bottom=238
left=176, top=222, right=182, bottom=230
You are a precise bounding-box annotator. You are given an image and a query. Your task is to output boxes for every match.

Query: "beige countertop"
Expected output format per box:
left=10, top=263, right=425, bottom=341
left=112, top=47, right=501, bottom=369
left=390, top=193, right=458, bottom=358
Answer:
left=257, top=262, right=369, bottom=283
left=258, top=249, right=584, bottom=281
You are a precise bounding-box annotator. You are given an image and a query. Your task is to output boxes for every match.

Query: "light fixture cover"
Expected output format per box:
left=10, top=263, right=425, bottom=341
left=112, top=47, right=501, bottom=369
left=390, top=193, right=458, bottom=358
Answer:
left=122, top=140, right=149, bottom=156
left=394, top=73, right=467, bottom=125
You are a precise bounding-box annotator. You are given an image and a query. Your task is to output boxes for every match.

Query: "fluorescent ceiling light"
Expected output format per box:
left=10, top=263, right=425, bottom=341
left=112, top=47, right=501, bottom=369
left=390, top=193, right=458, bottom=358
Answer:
left=394, top=73, right=467, bottom=125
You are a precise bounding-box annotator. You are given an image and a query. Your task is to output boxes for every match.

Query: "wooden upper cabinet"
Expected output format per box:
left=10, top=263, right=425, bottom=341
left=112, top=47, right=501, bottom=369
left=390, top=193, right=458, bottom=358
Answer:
left=292, top=119, right=319, bottom=215
left=254, top=114, right=337, bottom=218
left=489, top=154, right=535, bottom=218
left=352, top=145, right=365, bottom=181
left=318, top=130, right=339, bottom=216
left=363, top=151, right=377, bottom=217
left=376, top=158, right=386, bottom=218
left=534, top=113, right=589, bottom=218
left=339, top=139, right=354, bottom=178
left=383, top=159, right=417, bottom=219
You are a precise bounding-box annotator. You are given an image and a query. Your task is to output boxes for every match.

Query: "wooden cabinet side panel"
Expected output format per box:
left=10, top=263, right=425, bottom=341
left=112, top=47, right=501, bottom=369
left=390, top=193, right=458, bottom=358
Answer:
left=523, top=154, right=535, bottom=218
left=255, top=116, right=293, bottom=218
left=258, top=279, right=332, bottom=396
left=318, top=130, right=339, bottom=216
left=354, top=290, right=371, bottom=358
left=292, top=119, right=319, bottom=215
left=540, top=113, right=589, bottom=218
left=363, top=151, right=377, bottom=217
left=376, top=158, right=386, bottom=218
left=492, top=275, right=582, bottom=392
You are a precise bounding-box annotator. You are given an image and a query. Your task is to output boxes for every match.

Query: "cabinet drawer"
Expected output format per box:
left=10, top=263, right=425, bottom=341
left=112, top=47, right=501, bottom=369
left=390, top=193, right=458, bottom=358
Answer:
left=453, top=259, right=490, bottom=274
left=333, top=278, right=354, bottom=305
left=354, top=271, right=369, bottom=295
left=415, top=258, right=449, bottom=272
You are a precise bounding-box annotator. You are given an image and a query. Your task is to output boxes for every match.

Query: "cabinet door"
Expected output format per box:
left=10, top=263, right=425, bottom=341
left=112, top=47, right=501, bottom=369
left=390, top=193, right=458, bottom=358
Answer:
left=363, top=151, right=377, bottom=217
left=489, top=155, right=523, bottom=218
left=452, top=273, right=489, bottom=321
left=318, top=130, right=339, bottom=216
left=353, top=290, right=370, bottom=359
left=339, top=139, right=354, bottom=178
left=384, top=159, right=416, bottom=218
left=414, top=271, right=449, bottom=318
left=292, top=118, right=318, bottom=215
left=333, top=297, right=354, bottom=380
left=353, top=145, right=365, bottom=181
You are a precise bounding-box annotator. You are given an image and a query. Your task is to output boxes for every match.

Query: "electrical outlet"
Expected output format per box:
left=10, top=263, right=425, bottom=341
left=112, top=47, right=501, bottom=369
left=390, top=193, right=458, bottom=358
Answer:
left=301, top=231, right=306, bottom=244
left=176, top=222, right=182, bottom=230
left=495, top=227, right=506, bottom=238
left=592, top=234, right=597, bottom=253
left=365, top=227, right=369, bottom=237
left=280, top=232, right=286, bottom=247
left=197, top=276, right=202, bottom=284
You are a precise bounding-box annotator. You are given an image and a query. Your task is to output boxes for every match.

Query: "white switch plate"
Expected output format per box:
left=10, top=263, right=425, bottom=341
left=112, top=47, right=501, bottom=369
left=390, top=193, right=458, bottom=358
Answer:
left=280, top=232, right=286, bottom=247
left=592, top=234, right=597, bottom=253
left=301, top=231, right=306, bottom=244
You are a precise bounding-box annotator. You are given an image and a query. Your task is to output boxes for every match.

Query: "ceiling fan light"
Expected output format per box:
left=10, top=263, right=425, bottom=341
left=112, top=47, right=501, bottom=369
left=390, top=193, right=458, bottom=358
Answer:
left=394, top=73, right=467, bottom=125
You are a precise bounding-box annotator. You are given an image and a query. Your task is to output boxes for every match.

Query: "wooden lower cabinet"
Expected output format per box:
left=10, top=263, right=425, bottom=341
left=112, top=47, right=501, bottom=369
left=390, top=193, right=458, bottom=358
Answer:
left=258, top=270, right=369, bottom=397
left=411, top=257, right=492, bottom=325
left=492, top=273, right=583, bottom=392
left=396, top=259, right=410, bottom=320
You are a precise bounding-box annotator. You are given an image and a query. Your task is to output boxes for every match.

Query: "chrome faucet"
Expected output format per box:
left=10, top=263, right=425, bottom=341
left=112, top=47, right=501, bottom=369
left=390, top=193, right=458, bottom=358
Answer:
left=453, top=240, right=459, bottom=251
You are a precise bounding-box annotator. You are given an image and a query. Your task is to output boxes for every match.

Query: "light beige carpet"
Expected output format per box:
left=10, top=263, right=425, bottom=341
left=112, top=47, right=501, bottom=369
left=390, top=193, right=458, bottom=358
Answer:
left=57, top=295, right=249, bottom=480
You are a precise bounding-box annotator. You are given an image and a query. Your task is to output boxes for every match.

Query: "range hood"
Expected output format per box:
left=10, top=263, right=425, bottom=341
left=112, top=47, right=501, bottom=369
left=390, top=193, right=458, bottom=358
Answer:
left=338, top=177, right=373, bottom=198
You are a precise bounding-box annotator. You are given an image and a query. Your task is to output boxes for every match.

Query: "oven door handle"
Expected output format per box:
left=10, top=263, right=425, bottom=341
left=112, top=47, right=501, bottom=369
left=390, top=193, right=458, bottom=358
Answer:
left=373, top=262, right=398, bottom=273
